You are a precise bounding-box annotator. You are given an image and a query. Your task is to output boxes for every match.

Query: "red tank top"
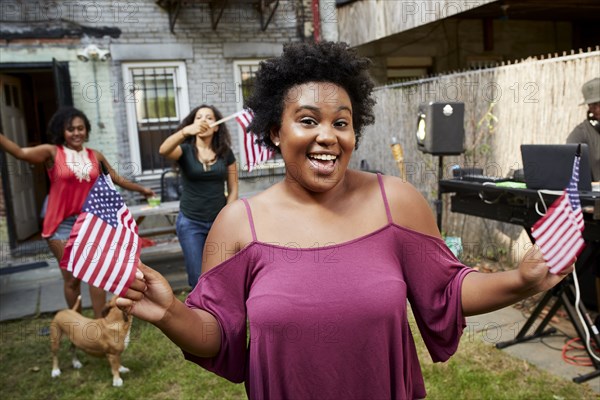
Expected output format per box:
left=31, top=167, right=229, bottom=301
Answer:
left=42, top=146, right=100, bottom=237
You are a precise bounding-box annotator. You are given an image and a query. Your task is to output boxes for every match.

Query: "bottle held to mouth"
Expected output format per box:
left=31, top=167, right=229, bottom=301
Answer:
left=390, top=137, right=406, bottom=181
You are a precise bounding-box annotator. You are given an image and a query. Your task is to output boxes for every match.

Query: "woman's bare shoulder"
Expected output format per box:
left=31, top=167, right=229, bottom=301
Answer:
left=209, top=199, right=253, bottom=244
left=90, top=148, right=105, bottom=163
left=201, top=199, right=254, bottom=273
left=380, top=174, right=441, bottom=238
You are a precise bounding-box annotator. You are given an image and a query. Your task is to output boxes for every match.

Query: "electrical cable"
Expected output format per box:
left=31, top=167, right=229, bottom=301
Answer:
left=534, top=189, right=564, bottom=216
left=540, top=334, right=569, bottom=352
left=562, top=337, right=597, bottom=367
left=478, top=182, right=503, bottom=204
left=571, top=268, right=600, bottom=363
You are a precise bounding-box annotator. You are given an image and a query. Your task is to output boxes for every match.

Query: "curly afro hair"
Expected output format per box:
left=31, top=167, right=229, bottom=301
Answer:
left=47, top=107, right=91, bottom=145
left=245, top=41, right=376, bottom=152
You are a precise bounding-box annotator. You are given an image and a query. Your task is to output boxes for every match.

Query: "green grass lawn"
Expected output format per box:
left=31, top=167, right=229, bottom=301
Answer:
left=0, top=293, right=596, bottom=400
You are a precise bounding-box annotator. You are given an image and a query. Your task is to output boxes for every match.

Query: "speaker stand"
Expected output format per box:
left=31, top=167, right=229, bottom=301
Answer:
left=436, top=155, right=444, bottom=231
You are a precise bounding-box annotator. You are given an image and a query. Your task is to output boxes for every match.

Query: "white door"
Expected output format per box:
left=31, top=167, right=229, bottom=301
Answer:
left=0, top=74, right=38, bottom=240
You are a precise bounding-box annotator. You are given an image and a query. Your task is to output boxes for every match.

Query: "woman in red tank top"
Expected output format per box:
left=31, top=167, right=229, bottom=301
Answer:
left=0, top=107, right=154, bottom=318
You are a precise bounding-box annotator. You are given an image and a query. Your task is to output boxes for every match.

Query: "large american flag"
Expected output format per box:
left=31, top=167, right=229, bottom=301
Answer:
left=531, top=152, right=585, bottom=274
left=235, top=109, right=275, bottom=172
left=60, top=173, right=140, bottom=296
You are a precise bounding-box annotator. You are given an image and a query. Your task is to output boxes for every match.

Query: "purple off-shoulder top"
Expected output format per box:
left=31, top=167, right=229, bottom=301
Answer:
left=184, top=174, right=475, bottom=399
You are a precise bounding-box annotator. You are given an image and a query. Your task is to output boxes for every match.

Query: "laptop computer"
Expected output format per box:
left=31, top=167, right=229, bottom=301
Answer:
left=520, top=144, right=592, bottom=191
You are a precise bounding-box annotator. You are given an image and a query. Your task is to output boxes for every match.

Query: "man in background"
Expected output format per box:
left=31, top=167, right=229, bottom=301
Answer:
left=567, top=77, right=600, bottom=182
left=566, top=77, right=600, bottom=323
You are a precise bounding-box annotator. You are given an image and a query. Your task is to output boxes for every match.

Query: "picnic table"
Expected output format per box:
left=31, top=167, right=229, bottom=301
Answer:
left=129, top=200, right=179, bottom=237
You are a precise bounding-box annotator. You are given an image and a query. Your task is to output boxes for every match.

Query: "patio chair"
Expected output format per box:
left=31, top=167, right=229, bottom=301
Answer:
left=160, top=168, right=182, bottom=202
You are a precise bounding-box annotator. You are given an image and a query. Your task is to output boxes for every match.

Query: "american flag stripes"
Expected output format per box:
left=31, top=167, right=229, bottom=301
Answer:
left=235, top=109, right=275, bottom=172
left=531, top=152, right=585, bottom=274
left=565, top=154, right=585, bottom=231
left=60, top=173, right=140, bottom=296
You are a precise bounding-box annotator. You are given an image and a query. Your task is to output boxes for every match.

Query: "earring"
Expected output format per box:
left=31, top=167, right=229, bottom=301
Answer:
left=274, top=141, right=280, bottom=147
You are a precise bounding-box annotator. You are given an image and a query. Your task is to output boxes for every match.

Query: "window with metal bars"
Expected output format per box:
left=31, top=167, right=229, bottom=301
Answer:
left=123, top=62, right=190, bottom=175
left=238, top=63, right=260, bottom=101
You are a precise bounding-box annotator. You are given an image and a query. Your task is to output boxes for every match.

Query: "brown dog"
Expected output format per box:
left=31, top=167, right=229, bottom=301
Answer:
left=50, top=295, right=132, bottom=386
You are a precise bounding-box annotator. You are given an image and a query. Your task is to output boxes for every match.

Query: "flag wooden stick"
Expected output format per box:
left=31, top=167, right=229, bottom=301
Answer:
left=209, top=112, right=240, bottom=128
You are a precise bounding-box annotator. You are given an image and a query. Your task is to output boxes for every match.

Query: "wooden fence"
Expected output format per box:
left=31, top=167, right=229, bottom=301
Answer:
left=352, top=48, right=600, bottom=263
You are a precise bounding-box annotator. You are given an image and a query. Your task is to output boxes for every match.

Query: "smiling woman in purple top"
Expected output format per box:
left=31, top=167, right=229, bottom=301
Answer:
left=118, top=42, right=572, bottom=399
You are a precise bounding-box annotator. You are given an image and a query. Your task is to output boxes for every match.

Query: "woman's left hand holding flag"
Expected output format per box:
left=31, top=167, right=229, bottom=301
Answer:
left=116, top=262, right=177, bottom=324
left=517, top=245, right=574, bottom=295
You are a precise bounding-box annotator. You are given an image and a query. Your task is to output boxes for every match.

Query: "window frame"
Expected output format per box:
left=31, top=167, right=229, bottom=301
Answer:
left=122, top=61, right=190, bottom=177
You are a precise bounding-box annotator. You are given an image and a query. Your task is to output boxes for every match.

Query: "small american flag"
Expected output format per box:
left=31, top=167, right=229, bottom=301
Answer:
left=235, top=109, right=275, bottom=172
left=60, top=173, right=140, bottom=296
left=531, top=151, right=585, bottom=274
left=565, top=153, right=584, bottom=231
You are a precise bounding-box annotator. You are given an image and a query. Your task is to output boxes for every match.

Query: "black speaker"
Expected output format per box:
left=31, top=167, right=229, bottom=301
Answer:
left=416, top=102, right=465, bottom=155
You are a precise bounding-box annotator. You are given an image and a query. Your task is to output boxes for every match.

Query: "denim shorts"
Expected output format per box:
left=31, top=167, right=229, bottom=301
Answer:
left=49, top=215, right=78, bottom=241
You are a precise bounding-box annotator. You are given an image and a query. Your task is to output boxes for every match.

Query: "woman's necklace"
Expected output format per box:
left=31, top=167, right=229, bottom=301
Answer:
left=196, top=144, right=216, bottom=172
left=63, top=145, right=92, bottom=182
